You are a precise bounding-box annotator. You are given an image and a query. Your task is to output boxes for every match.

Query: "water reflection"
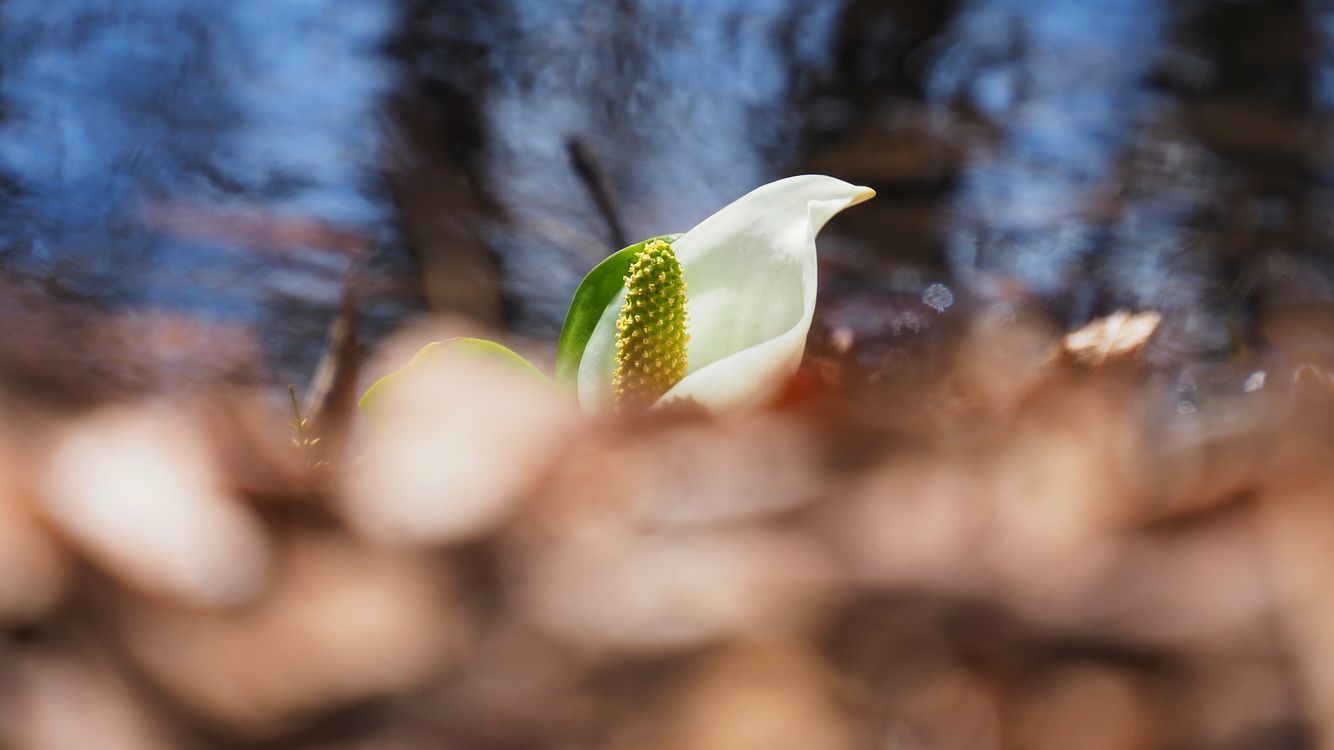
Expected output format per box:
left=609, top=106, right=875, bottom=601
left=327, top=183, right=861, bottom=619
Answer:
left=460, top=0, right=845, bottom=331
left=0, top=0, right=411, bottom=382
left=926, top=0, right=1228, bottom=356
left=930, top=0, right=1165, bottom=296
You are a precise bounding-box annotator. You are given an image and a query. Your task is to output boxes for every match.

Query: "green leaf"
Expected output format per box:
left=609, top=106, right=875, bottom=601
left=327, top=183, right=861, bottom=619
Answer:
left=447, top=337, right=550, bottom=379
left=357, top=337, right=549, bottom=415
left=554, top=233, right=681, bottom=388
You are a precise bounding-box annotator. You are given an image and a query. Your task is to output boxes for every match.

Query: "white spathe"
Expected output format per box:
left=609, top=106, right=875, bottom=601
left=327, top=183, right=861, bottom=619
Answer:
left=576, top=175, right=875, bottom=415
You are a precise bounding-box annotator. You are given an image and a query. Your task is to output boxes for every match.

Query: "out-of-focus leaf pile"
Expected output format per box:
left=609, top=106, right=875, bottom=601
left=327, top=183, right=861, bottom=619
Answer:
left=2, top=309, right=1333, bottom=750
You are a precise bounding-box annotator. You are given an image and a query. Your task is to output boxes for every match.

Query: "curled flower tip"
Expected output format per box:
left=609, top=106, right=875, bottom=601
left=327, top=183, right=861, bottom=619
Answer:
left=613, top=239, right=689, bottom=411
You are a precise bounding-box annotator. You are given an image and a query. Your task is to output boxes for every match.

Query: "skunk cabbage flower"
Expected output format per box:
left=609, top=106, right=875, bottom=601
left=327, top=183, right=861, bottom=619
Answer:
left=359, top=175, right=873, bottom=420
left=556, top=174, right=874, bottom=415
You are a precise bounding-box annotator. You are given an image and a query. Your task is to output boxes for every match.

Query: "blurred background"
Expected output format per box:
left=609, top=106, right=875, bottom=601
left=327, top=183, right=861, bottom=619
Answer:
left=5, top=1, right=1334, bottom=748
left=5, top=0, right=1334, bottom=393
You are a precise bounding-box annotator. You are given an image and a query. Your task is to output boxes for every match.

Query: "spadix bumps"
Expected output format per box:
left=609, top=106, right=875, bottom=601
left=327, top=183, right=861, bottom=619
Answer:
left=613, top=239, right=689, bottom=411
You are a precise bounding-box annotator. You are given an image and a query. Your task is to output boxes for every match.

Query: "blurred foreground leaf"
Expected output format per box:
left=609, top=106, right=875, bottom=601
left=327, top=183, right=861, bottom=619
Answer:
left=357, top=338, right=549, bottom=416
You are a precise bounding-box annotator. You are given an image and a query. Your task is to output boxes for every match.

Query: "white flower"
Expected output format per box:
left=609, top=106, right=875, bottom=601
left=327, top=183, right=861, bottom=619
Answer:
left=567, top=175, right=874, bottom=415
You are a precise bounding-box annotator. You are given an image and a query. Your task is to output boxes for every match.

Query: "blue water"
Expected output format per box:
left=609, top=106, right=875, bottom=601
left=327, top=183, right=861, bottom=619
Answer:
left=1, top=0, right=1330, bottom=386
